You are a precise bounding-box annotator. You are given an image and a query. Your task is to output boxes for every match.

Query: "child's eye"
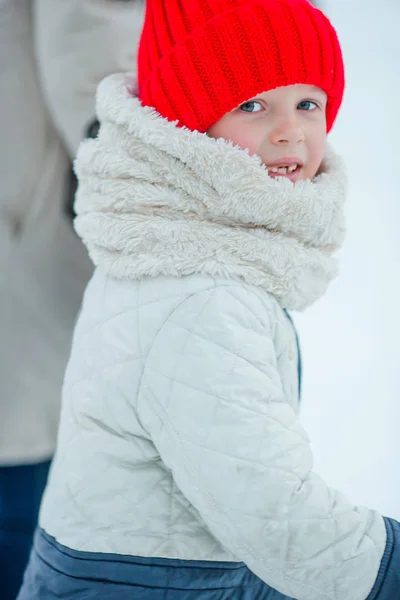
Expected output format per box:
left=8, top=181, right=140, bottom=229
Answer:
left=239, top=101, right=263, bottom=113
left=298, top=100, right=319, bottom=111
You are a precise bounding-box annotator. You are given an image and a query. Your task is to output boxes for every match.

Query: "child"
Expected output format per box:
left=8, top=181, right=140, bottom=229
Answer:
left=18, top=1, right=400, bottom=599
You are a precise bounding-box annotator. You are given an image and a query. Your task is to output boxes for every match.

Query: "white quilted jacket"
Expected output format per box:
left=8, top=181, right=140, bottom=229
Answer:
left=39, top=74, right=387, bottom=600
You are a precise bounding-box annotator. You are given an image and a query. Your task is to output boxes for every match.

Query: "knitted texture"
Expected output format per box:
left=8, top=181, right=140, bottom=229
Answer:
left=138, top=0, right=345, bottom=133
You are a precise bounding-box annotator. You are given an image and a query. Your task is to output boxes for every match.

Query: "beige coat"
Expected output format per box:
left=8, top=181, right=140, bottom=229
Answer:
left=0, top=0, right=145, bottom=464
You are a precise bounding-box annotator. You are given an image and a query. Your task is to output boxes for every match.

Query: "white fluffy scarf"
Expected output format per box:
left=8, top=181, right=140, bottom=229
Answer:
left=74, top=73, right=347, bottom=311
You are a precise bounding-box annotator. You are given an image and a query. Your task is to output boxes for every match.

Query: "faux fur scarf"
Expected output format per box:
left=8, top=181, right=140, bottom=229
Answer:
left=74, top=73, right=347, bottom=311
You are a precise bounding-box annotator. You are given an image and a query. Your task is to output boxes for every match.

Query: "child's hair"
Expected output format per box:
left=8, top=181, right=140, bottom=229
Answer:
left=137, top=0, right=345, bottom=133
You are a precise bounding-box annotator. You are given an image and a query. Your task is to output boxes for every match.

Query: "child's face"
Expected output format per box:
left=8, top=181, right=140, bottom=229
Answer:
left=207, top=84, right=328, bottom=182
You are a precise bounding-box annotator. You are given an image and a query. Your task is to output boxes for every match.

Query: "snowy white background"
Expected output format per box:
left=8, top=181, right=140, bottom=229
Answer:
left=295, top=0, right=400, bottom=519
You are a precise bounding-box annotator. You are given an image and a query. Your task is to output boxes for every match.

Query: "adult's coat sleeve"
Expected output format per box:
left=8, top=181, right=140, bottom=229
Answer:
left=34, top=0, right=145, bottom=157
left=137, top=284, right=394, bottom=600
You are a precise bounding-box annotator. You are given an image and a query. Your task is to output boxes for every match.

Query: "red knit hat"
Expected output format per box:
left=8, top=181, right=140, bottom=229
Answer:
left=138, top=0, right=345, bottom=133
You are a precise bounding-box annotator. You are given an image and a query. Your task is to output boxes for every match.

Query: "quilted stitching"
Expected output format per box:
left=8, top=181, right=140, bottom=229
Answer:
left=39, top=271, right=386, bottom=599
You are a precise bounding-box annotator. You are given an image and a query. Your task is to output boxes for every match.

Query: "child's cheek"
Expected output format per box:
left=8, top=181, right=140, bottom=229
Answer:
left=207, top=120, right=262, bottom=157
left=228, top=128, right=261, bottom=156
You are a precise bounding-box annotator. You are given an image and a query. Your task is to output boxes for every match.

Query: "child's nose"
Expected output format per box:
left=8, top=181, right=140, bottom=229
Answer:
left=268, top=117, right=305, bottom=146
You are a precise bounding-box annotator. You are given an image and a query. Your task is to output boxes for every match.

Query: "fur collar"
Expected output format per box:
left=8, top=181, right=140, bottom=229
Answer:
left=74, top=73, right=347, bottom=311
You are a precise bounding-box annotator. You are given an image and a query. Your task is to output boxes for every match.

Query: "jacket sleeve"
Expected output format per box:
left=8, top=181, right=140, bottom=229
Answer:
left=0, top=0, right=68, bottom=255
left=34, top=0, right=145, bottom=157
left=137, top=284, right=399, bottom=600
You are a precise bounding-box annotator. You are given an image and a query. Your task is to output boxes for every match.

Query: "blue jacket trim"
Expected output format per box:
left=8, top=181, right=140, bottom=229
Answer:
left=18, top=527, right=293, bottom=599
left=366, top=517, right=400, bottom=599
left=283, top=310, right=302, bottom=399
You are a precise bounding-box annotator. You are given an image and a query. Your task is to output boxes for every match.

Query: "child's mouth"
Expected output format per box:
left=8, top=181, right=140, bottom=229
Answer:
left=267, top=163, right=302, bottom=183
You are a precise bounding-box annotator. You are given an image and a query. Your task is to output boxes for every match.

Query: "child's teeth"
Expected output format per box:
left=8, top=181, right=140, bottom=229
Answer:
left=269, top=164, right=299, bottom=174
